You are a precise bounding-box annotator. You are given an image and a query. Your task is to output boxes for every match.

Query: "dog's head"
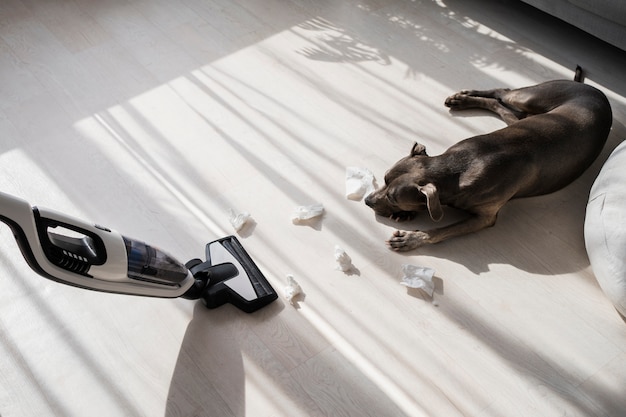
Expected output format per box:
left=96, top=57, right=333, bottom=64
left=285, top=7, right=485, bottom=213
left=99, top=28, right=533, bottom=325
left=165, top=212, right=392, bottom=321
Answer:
left=364, top=142, right=443, bottom=222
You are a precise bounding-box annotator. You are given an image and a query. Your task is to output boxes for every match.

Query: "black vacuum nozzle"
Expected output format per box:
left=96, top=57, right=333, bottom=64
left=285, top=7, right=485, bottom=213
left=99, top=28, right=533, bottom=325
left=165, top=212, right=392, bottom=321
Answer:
left=183, top=236, right=278, bottom=313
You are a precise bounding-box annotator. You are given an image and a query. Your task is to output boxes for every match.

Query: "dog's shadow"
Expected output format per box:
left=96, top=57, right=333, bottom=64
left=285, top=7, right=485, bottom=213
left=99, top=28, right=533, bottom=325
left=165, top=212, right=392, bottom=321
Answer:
left=375, top=195, right=590, bottom=276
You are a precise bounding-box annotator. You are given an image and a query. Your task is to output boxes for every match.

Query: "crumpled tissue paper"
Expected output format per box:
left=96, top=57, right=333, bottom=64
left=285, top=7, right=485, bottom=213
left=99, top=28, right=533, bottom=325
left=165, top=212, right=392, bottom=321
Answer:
left=291, top=203, right=325, bottom=223
left=228, top=208, right=252, bottom=232
left=334, top=245, right=354, bottom=272
left=283, top=274, right=302, bottom=304
left=400, top=264, right=435, bottom=296
left=346, top=167, right=376, bottom=201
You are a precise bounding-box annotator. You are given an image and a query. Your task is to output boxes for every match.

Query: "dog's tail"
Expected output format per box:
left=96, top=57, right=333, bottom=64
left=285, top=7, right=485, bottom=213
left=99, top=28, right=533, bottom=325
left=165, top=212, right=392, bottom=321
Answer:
left=574, top=65, right=584, bottom=83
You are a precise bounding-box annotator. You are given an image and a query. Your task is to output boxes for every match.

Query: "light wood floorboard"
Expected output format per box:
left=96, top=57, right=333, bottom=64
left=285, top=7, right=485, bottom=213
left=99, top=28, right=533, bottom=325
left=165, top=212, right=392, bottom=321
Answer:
left=0, top=0, right=625, bottom=416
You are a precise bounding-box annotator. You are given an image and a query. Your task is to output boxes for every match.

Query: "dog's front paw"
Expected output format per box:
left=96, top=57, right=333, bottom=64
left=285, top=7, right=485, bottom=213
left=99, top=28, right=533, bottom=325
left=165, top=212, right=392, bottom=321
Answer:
left=386, top=230, right=429, bottom=251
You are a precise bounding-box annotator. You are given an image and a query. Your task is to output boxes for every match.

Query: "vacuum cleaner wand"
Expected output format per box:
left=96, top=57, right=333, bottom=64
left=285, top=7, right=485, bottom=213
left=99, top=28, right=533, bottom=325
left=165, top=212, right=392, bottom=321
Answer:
left=0, top=191, right=277, bottom=313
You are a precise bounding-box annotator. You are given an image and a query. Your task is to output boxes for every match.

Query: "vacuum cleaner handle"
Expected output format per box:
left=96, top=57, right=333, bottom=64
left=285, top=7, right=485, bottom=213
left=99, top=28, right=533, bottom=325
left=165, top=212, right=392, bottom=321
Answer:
left=0, top=191, right=194, bottom=297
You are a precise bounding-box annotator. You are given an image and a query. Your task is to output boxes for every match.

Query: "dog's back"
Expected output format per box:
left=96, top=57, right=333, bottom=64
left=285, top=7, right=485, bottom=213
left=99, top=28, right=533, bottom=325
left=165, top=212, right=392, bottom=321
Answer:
left=447, top=80, right=612, bottom=198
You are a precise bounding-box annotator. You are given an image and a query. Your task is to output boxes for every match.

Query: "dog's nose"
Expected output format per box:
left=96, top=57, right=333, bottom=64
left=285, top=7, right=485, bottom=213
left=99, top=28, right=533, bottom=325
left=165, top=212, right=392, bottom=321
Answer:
left=364, top=194, right=374, bottom=207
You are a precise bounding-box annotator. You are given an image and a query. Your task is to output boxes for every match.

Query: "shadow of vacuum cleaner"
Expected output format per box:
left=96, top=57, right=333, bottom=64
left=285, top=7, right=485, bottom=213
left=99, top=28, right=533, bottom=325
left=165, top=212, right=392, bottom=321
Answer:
left=166, top=302, right=246, bottom=416
left=0, top=191, right=278, bottom=313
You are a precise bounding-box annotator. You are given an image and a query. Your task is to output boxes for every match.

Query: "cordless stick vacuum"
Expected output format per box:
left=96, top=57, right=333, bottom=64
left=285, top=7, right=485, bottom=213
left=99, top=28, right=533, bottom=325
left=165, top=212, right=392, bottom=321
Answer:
left=0, top=191, right=278, bottom=313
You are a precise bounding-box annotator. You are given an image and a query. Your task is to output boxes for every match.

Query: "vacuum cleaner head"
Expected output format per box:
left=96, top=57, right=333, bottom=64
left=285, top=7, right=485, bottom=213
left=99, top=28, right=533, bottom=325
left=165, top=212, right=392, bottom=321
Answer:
left=184, top=236, right=278, bottom=313
left=0, top=191, right=277, bottom=313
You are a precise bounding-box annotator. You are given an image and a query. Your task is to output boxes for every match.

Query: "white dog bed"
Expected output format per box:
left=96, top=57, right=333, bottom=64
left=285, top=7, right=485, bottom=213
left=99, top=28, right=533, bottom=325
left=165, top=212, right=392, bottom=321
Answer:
left=585, top=140, right=626, bottom=318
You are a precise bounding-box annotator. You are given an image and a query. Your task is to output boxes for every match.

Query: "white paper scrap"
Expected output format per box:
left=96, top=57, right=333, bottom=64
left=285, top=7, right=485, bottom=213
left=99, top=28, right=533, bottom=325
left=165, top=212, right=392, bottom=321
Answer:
left=228, top=208, right=252, bottom=232
left=334, top=245, right=354, bottom=272
left=291, top=203, right=325, bottom=223
left=283, top=274, right=302, bottom=304
left=346, top=167, right=376, bottom=201
left=400, top=264, right=435, bottom=296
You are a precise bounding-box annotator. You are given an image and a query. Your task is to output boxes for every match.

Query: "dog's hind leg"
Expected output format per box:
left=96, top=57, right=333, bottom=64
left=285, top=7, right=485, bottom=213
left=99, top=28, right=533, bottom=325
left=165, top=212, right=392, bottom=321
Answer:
left=445, top=90, right=525, bottom=125
left=479, top=81, right=586, bottom=116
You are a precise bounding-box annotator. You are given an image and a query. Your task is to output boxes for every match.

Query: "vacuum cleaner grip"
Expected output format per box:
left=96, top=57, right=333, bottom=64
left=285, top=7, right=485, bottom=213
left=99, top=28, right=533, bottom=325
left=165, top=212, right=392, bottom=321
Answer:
left=34, top=207, right=111, bottom=275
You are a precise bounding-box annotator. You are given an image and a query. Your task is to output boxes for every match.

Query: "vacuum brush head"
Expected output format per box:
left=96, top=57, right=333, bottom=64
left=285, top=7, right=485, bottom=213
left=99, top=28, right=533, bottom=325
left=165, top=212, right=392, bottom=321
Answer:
left=184, top=236, right=278, bottom=313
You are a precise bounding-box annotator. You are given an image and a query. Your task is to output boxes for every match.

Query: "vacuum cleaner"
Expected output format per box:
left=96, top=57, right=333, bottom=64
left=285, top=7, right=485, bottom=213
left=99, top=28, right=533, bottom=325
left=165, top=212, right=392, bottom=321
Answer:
left=0, top=191, right=278, bottom=313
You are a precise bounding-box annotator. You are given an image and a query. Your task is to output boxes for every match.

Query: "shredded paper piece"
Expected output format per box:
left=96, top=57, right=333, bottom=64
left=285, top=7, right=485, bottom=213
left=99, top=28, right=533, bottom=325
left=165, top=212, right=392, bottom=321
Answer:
left=400, top=264, right=435, bottom=296
left=283, top=274, right=302, bottom=304
left=334, top=245, right=354, bottom=272
left=346, top=167, right=376, bottom=201
left=291, top=203, right=325, bottom=223
left=228, top=208, right=252, bottom=232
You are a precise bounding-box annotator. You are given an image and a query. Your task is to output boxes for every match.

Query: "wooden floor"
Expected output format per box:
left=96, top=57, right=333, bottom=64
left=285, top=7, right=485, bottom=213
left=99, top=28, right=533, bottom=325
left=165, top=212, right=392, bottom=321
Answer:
left=1, top=0, right=625, bottom=416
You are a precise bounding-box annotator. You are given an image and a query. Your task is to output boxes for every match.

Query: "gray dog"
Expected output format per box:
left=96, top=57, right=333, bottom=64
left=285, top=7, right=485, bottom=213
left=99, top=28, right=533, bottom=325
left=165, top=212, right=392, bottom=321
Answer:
left=365, top=70, right=612, bottom=251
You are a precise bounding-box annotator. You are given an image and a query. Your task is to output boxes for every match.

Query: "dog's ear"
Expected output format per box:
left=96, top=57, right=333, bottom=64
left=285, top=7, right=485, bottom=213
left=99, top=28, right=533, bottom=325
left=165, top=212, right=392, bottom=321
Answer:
left=418, top=183, right=443, bottom=222
left=410, top=142, right=428, bottom=157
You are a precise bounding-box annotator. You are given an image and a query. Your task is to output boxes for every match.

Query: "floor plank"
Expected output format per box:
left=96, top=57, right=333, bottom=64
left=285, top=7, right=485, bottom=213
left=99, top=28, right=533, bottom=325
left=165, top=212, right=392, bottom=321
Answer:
left=0, top=0, right=625, bottom=416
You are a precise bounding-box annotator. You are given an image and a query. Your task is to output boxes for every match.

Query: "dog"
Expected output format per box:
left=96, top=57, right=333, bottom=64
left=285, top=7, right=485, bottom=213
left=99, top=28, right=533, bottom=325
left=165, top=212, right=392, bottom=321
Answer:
left=365, top=69, right=612, bottom=251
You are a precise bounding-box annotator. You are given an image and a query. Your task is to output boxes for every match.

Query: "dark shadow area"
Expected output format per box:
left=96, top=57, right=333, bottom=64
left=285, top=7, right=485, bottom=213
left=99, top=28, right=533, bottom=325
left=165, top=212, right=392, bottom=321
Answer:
left=165, top=303, right=246, bottom=417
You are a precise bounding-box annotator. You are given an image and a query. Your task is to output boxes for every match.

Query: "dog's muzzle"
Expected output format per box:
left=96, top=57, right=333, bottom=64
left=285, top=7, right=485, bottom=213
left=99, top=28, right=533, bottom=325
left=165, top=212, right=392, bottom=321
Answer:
left=363, top=191, right=395, bottom=218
